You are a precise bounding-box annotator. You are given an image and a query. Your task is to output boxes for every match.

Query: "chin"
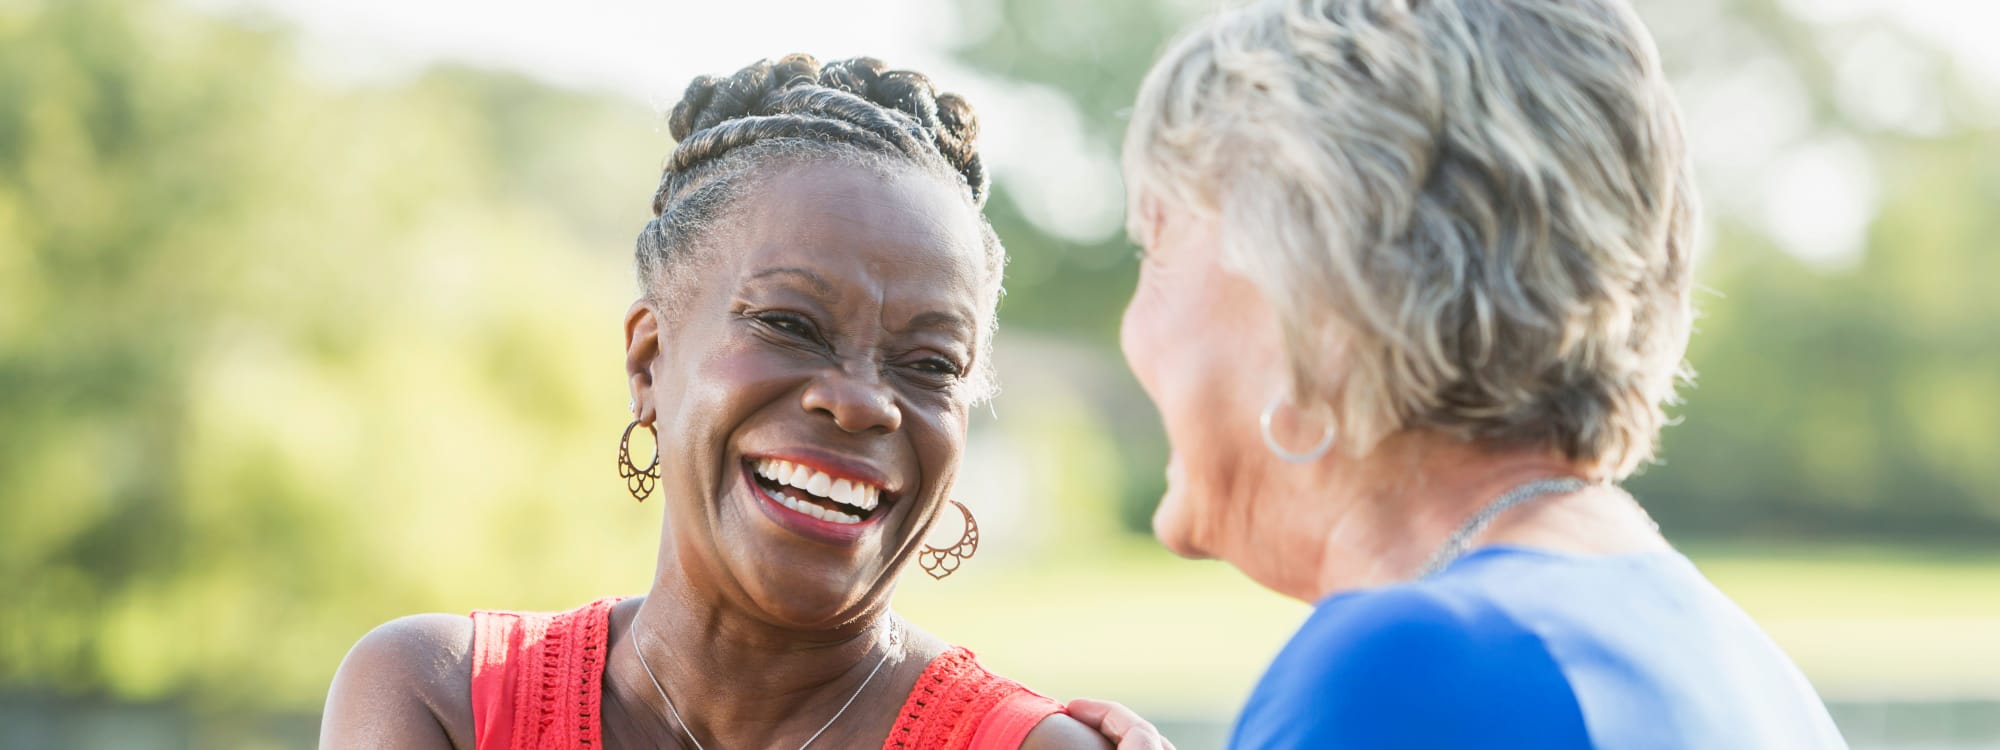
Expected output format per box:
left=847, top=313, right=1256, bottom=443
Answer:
left=738, top=569, right=884, bottom=630
left=1150, top=487, right=1212, bottom=560
left=715, top=457, right=908, bottom=629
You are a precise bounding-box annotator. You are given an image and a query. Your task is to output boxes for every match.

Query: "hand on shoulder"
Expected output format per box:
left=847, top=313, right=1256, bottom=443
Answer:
left=320, top=613, right=474, bottom=749
left=1053, top=699, right=1173, bottom=750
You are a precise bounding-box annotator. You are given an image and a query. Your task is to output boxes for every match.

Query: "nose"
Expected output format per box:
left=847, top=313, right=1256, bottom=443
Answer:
left=800, top=364, right=903, bottom=435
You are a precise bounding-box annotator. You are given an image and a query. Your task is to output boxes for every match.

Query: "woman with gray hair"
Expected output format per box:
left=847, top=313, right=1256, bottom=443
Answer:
left=1071, top=0, right=1849, bottom=746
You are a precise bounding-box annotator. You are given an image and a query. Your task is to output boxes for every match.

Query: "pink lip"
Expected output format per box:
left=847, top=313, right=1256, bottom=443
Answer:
left=742, top=462, right=889, bottom=546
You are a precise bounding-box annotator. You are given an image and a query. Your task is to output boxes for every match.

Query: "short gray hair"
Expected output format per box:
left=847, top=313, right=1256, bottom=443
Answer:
left=1125, top=0, right=1698, bottom=478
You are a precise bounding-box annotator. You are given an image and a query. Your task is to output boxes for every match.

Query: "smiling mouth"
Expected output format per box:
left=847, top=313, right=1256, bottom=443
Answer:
left=747, top=457, right=888, bottom=525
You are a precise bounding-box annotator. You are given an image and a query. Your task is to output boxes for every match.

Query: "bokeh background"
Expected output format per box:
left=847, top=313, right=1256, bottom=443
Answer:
left=3, top=0, right=1998, bottom=747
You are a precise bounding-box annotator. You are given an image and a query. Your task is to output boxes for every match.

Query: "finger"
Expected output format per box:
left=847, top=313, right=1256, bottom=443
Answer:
left=1119, top=725, right=1173, bottom=750
left=1065, top=699, right=1161, bottom=744
left=1064, top=698, right=1117, bottom=730
left=1107, top=713, right=1172, bottom=750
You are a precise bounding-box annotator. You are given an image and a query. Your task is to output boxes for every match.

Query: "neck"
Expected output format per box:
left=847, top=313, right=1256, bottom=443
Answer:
left=606, top=547, right=908, bottom=749
left=1237, top=432, right=1614, bottom=603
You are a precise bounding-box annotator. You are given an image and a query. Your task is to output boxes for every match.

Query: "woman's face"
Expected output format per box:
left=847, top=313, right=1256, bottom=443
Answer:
left=627, top=161, right=990, bottom=630
left=1119, top=200, right=1295, bottom=563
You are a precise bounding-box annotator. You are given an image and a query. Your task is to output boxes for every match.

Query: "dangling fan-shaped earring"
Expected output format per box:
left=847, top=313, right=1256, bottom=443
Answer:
left=918, top=500, right=979, bottom=580
left=617, top=420, right=660, bottom=502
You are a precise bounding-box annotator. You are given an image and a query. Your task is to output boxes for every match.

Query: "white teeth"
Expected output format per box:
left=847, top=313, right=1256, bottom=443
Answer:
left=771, top=485, right=865, bottom=524
left=785, top=498, right=860, bottom=525
left=753, top=458, right=886, bottom=515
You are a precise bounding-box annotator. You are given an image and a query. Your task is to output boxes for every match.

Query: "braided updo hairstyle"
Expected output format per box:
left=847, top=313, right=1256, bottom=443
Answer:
left=636, top=54, right=1004, bottom=399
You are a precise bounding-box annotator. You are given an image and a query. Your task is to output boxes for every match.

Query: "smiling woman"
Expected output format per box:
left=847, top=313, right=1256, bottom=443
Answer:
left=316, top=55, right=1123, bottom=750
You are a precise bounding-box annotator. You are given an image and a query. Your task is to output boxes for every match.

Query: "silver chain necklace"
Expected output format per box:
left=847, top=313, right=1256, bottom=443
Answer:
left=1414, top=477, right=1591, bottom=578
left=629, top=609, right=901, bottom=750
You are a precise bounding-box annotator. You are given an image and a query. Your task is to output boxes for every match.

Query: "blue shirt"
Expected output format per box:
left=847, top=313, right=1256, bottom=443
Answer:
left=1229, top=546, right=1847, bottom=749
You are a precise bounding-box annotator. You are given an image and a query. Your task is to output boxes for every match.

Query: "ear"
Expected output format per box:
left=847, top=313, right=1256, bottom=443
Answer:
left=1137, top=193, right=1167, bottom=250
left=1147, top=201, right=1167, bottom=249
left=625, top=299, right=663, bottom=425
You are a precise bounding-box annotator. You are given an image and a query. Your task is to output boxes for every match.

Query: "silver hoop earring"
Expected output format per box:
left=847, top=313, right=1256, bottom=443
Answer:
left=1260, top=395, right=1335, bottom=464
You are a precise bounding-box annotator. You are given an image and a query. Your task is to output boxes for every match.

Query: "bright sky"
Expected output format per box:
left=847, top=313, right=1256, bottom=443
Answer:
left=190, top=0, right=1998, bottom=266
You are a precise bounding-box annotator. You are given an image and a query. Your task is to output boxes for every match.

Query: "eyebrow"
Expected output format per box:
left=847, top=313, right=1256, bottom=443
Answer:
left=750, top=265, right=974, bottom=339
left=904, top=310, right=975, bottom=338
left=748, top=266, right=834, bottom=295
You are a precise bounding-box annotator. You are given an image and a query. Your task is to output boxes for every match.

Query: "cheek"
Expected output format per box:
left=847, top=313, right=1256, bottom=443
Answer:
left=656, top=335, right=790, bottom=470
left=1119, top=268, right=1180, bottom=401
left=1125, top=264, right=1273, bottom=550
left=1121, top=268, right=1230, bottom=437
left=915, top=406, right=969, bottom=488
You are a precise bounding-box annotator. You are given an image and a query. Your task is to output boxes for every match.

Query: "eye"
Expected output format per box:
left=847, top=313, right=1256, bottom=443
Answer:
left=896, top=350, right=965, bottom=383
left=909, top=357, right=962, bottom=376
left=752, top=310, right=820, bottom=342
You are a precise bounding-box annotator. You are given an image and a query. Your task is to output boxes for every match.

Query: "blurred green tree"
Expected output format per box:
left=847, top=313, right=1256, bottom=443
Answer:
left=951, top=0, right=1192, bottom=532
left=0, top=0, right=667, bottom=711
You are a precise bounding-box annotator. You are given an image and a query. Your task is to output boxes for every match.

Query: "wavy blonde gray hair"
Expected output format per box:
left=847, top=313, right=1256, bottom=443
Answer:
left=1125, top=0, right=1698, bottom=478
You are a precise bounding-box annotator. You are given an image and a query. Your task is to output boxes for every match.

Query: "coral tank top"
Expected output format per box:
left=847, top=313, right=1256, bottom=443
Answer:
left=468, top=597, right=1063, bottom=749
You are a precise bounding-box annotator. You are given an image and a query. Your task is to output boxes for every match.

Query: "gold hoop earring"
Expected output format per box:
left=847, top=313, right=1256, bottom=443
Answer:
left=617, top=420, right=660, bottom=502
left=918, top=501, right=979, bottom=580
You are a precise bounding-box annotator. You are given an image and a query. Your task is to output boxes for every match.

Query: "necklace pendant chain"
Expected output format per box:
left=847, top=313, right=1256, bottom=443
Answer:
left=1415, top=476, right=1593, bottom=579
left=632, top=612, right=903, bottom=750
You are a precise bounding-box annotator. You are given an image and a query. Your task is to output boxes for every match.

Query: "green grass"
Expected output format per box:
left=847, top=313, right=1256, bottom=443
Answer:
left=891, top=540, right=2000, bottom=721
left=895, top=541, right=1309, bottom=717
left=1684, top=542, right=2000, bottom=699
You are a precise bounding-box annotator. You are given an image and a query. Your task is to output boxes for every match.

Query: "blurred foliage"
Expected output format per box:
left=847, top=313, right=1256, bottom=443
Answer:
left=954, top=0, right=1187, bottom=529
left=0, top=0, right=670, bottom=710
left=1, top=0, right=1997, bottom=720
left=1582, top=0, right=2000, bottom=539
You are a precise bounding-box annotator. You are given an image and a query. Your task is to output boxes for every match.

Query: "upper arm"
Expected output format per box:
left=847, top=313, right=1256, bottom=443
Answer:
left=320, top=613, right=474, bottom=750
left=1235, top=588, right=1590, bottom=748
left=1019, top=712, right=1116, bottom=750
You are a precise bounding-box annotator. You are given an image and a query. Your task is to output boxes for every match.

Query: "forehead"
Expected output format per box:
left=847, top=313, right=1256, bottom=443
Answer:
left=727, top=161, right=988, bottom=293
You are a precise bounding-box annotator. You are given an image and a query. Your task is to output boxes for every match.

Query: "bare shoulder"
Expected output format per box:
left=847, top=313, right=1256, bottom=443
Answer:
left=1020, top=712, right=1116, bottom=750
left=320, top=613, right=475, bottom=749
